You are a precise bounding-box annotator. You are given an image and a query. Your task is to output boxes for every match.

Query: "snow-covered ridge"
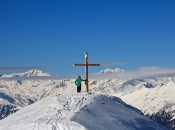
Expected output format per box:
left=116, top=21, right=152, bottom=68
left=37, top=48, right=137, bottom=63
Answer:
left=99, top=68, right=124, bottom=74
left=0, top=94, right=167, bottom=130
left=1, top=69, right=54, bottom=77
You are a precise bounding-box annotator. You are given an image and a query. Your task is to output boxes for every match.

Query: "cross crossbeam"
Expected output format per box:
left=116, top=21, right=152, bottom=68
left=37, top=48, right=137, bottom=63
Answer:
left=74, top=64, right=100, bottom=66
left=73, top=52, right=100, bottom=93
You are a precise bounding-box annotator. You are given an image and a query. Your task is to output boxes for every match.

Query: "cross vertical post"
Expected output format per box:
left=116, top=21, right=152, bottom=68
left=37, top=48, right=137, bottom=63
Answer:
left=73, top=52, right=100, bottom=93
left=85, top=52, right=88, bottom=92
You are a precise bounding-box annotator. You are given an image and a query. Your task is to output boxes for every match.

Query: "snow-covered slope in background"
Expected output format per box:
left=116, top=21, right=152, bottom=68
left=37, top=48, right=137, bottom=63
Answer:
left=0, top=69, right=175, bottom=129
left=0, top=93, right=167, bottom=130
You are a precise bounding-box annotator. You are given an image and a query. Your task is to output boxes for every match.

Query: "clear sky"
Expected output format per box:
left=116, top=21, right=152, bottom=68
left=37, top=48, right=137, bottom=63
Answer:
left=0, top=0, right=175, bottom=76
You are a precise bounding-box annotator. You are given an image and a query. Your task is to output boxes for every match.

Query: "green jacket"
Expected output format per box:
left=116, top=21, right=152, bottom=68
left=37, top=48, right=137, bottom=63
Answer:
left=75, top=78, right=84, bottom=87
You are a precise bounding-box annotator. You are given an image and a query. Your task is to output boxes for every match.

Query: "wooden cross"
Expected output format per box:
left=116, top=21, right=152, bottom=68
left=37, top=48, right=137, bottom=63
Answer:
left=73, top=52, right=100, bottom=93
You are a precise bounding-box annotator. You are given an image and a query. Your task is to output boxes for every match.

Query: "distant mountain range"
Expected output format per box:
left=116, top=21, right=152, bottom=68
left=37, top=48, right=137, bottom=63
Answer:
left=0, top=69, right=174, bottom=129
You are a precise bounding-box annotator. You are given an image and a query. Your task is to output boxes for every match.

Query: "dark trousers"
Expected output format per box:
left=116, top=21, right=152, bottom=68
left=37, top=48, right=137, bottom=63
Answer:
left=77, top=86, right=81, bottom=93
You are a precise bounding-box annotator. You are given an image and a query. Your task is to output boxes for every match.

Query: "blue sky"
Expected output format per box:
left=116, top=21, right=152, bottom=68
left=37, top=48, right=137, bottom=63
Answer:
left=0, top=0, right=175, bottom=76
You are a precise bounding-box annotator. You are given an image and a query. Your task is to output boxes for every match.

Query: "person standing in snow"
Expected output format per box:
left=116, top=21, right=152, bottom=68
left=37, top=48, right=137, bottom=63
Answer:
left=75, top=75, right=85, bottom=93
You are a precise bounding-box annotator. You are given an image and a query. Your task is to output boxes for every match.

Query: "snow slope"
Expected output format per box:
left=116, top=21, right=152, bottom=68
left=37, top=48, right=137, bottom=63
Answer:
left=0, top=93, right=167, bottom=130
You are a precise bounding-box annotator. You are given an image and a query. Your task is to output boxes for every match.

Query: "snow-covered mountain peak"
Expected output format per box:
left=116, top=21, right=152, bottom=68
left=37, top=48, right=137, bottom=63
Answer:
left=2, top=69, right=54, bottom=77
left=23, top=69, right=54, bottom=77
left=99, top=68, right=124, bottom=74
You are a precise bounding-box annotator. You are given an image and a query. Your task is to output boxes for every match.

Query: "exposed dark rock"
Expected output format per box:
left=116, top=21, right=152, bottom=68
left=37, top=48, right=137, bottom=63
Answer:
left=147, top=108, right=175, bottom=130
left=0, top=104, right=19, bottom=120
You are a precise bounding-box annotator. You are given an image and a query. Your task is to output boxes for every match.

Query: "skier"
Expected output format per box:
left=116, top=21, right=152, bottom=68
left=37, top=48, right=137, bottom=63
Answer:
left=75, top=75, right=86, bottom=93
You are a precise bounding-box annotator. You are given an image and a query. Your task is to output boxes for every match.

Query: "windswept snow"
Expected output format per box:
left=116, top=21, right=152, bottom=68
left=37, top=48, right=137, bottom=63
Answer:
left=0, top=93, right=167, bottom=130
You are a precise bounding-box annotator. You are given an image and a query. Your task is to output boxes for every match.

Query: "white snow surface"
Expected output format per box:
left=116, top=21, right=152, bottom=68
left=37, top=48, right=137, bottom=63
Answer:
left=0, top=93, right=167, bottom=130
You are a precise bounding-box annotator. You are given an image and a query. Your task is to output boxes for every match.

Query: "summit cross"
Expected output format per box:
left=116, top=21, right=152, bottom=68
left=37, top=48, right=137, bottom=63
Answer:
left=73, top=52, right=100, bottom=93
